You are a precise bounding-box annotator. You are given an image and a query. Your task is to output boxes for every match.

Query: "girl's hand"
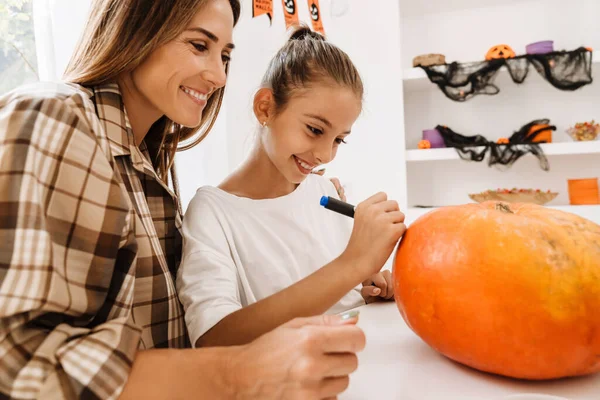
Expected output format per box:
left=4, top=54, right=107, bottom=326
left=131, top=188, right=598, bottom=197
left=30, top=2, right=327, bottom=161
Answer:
left=341, top=192, right=406, bottom=279
left=360, top=270, right=394, bottom=304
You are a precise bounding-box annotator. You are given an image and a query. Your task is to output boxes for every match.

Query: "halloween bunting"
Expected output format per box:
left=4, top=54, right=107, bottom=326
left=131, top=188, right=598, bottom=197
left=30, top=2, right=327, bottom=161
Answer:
left=308, top=0, right=324, bottom=35
left=282, top=0, right=299, bottom=29
left=252, top=0, right=273, bottom=24
left=253, top=0, right=327, bottom=34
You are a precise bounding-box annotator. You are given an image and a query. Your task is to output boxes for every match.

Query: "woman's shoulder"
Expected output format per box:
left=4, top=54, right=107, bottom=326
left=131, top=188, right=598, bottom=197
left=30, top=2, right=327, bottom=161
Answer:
left=0, top=81, right=98, bottom=134
left=0, top=81, right=117, bottom=169
left=1, top=81, right=93, bottom=108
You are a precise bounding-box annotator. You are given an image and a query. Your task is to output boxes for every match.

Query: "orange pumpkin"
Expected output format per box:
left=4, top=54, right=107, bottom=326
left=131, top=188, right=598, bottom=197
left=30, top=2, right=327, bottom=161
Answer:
left=418, top=140, right=431, bottom=149
left=486, top=44, right=516, bottom=61
left=496, top=137, right=509, bottom=144
left=527, top=123, right=553, bottom=143
left=393, top=202, right=600, bottom=380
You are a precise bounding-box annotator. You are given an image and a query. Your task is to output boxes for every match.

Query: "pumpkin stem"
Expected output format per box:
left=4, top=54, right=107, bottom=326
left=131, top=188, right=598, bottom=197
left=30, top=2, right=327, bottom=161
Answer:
left=495, top=203, right=514, bottom=214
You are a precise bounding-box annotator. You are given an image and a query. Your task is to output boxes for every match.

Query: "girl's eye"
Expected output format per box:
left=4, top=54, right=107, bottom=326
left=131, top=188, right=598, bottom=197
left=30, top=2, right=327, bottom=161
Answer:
left=222, top=54, right=231, bottom=64
left=335, top=138, right=348, bottom=145
left=307, top=125, right=323, bottom=135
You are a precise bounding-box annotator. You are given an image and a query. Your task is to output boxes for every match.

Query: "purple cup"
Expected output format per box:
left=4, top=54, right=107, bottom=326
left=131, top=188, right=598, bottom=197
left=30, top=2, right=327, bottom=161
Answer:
left=422, top=129, right=446, bottom=148
left=526, top=40, right=554, bottom=55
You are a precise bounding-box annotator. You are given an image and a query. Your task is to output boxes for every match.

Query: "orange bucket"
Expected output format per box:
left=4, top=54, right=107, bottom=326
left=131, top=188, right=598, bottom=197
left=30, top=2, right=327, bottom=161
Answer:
left=568, top=178, right=600, bottom=205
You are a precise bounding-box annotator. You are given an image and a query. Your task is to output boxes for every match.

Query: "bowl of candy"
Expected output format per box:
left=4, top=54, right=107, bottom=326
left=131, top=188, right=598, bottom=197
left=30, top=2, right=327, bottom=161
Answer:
left=469, top=188, right=558, bottom=205
left=566, top=120, right=600, bottom=141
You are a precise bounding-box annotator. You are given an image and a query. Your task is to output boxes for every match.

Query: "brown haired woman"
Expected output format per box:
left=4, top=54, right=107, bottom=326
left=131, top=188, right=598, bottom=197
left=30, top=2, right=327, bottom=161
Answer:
left=0, top=1, right=365, bottom=399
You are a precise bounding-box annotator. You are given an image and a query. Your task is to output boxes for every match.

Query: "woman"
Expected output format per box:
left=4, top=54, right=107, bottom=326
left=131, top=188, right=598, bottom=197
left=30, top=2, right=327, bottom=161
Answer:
left=0, top=1, right=368, bottom=399
left=178, top=27, right=404, bottom=348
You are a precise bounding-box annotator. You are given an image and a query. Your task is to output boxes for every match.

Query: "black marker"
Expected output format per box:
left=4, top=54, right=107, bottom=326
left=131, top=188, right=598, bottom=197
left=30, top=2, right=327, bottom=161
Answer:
left=320, top=196, right=355, bottom=218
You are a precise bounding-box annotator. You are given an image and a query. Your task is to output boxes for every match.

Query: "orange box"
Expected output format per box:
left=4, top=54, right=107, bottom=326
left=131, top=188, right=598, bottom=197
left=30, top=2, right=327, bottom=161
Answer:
left=568, top=178, right=600, bottom=205
left=527, top=124, right=553, bottom=143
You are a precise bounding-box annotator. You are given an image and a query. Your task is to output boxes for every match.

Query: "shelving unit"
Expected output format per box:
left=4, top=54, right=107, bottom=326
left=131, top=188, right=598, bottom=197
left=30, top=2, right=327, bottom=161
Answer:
left=397, top=0, right=600, bottom=226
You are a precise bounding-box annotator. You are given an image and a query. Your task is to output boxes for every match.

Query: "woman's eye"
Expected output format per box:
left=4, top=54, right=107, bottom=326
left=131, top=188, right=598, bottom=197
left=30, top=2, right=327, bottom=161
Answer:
left=222, top=54, right=231, bottom=64
left=191, top=42, right=207, bottom=52
left=335, top=138, right=348, bottom=145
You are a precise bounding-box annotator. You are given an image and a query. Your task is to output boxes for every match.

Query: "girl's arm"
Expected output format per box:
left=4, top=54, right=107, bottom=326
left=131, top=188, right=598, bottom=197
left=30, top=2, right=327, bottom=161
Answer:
left=197, top=251, right=365, bottom=347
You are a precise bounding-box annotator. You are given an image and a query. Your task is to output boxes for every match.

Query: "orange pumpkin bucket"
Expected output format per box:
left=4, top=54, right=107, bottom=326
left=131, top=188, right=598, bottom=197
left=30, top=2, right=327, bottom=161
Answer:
left=568, top=178, right=600, bottom=205
left=485, top=44, right=516, bottom=61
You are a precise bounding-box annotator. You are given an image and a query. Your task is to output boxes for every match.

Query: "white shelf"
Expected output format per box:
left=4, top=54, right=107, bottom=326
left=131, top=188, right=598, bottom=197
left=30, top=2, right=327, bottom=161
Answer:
left=405, top=204, right=600, bottom=225
left=405, top=140, right=600, bottom=162
left=403, top=51, right=599, bottom=92
left=402, top=68, right=429, bottom=92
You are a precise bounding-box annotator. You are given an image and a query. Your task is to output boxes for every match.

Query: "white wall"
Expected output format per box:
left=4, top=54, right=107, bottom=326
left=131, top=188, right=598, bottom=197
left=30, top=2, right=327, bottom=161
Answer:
left=400, top=0, right=600, bottom=68
left=224, top=0, right=408, bottom=208
left=177, top=107, right=229, bottom=210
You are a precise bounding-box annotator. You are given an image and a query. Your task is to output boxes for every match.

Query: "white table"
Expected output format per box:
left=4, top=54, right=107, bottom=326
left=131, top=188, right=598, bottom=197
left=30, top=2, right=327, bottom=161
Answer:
left=341, top=303, right=600, bottom=400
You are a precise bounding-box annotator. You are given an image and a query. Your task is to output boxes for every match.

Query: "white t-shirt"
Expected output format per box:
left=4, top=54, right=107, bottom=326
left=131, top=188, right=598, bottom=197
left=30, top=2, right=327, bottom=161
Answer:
left=177, top=174, right=365, bottom=346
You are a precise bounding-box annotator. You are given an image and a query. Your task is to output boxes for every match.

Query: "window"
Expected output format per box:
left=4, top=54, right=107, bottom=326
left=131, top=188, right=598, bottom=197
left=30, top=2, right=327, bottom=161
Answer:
left=0, top=0, right=38, bottom=95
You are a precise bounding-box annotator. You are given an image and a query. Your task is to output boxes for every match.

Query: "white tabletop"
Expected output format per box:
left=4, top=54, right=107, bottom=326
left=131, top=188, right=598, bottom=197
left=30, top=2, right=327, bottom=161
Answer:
left=341, top=302, right=600, bottom=400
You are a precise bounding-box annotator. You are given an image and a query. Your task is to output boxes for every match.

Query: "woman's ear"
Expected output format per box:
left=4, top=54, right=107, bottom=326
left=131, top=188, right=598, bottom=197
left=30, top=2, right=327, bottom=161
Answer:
left=253, top=88, right=275, bottom=126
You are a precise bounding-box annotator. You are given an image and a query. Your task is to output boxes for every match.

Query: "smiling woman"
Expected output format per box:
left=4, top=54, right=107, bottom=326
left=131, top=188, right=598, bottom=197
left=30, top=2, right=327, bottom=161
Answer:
left=64, top=0, right=240, bottom=179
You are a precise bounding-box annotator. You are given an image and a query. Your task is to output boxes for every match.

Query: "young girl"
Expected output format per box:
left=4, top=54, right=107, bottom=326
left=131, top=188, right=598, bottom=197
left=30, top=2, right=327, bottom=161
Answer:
left=177, top=26, right=406, bottom=348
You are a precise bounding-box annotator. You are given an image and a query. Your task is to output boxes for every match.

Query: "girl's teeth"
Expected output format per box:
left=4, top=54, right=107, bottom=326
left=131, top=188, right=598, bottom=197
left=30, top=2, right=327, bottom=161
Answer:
left=181, top=86, right=207, bottom=101
left=297, top=157, right=313, bottom=170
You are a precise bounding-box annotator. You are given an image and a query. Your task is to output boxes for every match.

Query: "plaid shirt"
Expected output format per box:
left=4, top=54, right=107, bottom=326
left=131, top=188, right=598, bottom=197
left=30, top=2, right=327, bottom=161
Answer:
left=0, top=82, right=189, bottom=399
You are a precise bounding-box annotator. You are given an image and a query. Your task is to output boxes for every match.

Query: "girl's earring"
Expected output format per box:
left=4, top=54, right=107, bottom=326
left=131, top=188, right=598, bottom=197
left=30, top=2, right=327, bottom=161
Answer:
left=262, top=121, right=267, bottom=127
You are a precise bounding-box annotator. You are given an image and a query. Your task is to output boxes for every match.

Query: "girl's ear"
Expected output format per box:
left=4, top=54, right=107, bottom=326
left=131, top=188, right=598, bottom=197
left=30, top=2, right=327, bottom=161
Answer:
left=253, top=88, right=275, bottom=125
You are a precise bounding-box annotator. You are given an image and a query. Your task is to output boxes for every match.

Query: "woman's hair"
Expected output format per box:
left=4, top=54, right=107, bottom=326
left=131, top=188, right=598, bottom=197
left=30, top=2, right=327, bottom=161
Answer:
left=261, top=25, right=363, bottom=115
left=64, top=0, right=241, bottom=181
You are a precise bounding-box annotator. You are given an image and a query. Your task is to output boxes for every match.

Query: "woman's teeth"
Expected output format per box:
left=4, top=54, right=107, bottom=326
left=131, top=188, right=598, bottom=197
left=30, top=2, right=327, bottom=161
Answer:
left=181, top=86, right=207, bottom=101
